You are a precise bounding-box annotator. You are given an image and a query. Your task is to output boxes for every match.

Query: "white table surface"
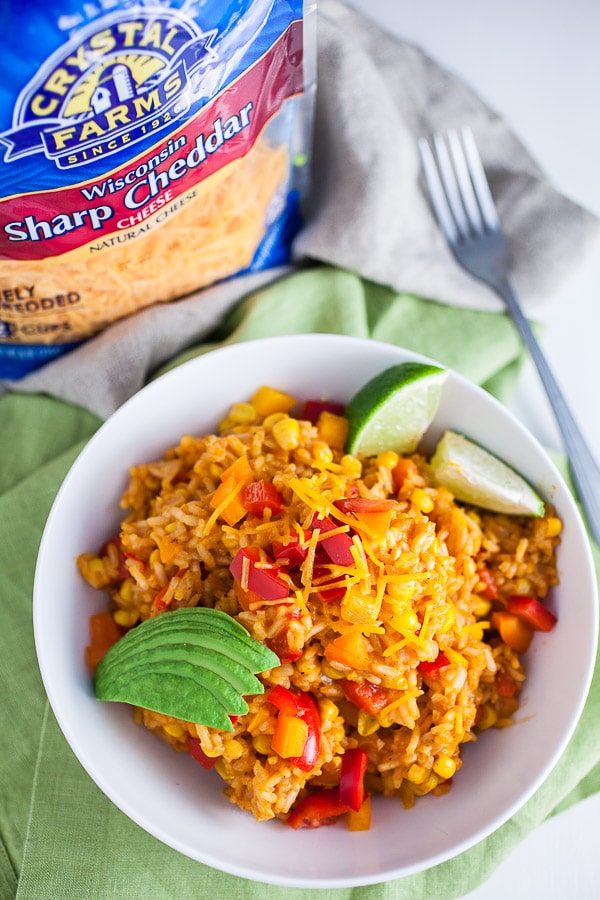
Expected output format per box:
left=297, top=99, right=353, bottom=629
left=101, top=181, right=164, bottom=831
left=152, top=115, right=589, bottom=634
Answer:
left=345, top=1, right=600, bottom=897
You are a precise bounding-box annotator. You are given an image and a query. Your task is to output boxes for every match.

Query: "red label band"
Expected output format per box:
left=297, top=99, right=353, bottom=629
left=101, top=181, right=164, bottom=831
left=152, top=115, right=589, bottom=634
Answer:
left=0, top=21, right=303, bottom=262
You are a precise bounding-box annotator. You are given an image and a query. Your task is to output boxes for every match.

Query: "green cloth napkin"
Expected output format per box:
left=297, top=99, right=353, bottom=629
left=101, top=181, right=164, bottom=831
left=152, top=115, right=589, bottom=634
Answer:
left=2, top=268, right=598, bottom=900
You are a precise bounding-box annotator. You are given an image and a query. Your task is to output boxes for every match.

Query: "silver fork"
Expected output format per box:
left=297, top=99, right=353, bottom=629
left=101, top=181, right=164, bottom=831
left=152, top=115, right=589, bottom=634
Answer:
left=418, top=126, right=600, bottom=543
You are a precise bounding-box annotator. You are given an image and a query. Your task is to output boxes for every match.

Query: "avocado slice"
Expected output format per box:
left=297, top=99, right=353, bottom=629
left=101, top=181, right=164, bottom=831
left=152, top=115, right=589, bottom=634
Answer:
left=93, top=606, right=280, bottom=730
left=98, top=643, right=264, bottom=697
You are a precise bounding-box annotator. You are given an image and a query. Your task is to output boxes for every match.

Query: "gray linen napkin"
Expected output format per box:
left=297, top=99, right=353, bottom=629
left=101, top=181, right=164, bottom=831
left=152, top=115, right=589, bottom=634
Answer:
left=1, top=0, right=597, bottom=419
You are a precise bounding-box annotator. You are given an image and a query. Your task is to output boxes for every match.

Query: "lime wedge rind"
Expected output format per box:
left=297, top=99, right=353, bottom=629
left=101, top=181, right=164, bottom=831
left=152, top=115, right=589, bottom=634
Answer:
left=345, top=363, right=448, bottom=458
left=430, top=430, right=545, bottom=516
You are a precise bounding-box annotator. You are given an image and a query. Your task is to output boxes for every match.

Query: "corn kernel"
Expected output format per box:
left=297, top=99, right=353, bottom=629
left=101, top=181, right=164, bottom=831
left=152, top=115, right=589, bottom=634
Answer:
left=311, top=442, right=334, bottom=466
left=387, top=582, right=416, bottom=604
left=165, top=522, right=177, bottom=534
left=229, top=402, right=257, bottom=424
left=119, top=579, right=133, bottom=602
left=214, top=760, right=231, bottom=779
left=262, top=412, right=287, bottom=431
left=412, top=488, right=434, bottom=513
left=113, top=609, right=131, bottom=628
left=515, top=578, right=531, bottom=595
left=477, top=704, right=498, bottom=731
left=81, top=557, right=108, bottom=589
left=318, top=698, right=340, bottom=727
left=407, top=763, right=428, bottom=784
left=393, top=609, right=420, bottom=633
left=433, top=755, right=457, bottom=779
left=358, top=710, right=380, bottom=736
left=412, top=772, right=439, bottom=795
left=546, top=516, right=562, bottom=537
left=252, top=734, right=273, bottom=755
left=163, top=722, right=185, bottom=740
left=381, top=771, right=396, bottom=794
left=209, top=462, right=223, bottom=479
left=272, top=417, right=300, bottom=450
left=376, top=450, right=399, bottom=469
left=473, top=597, right=492, bottom=618
left=223, top=739, right=244, bottom=762
left=340, top=454, right=362, bottom=479
left=149, top=549, right=161, bottom=567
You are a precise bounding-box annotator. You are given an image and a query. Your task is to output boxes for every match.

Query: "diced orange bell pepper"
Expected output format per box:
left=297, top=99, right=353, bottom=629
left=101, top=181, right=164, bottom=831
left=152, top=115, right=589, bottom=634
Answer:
left=316, top=410, right=349, bottom=449
left=251, top=385, right=296, bottom=417
left=325, top=631, right=371, bottom=670
left=158, top=535, right=180, bottom=565
left=210, top=480, right=248, bottom=526
left=271, top=713, right=309, bottom=760
left=392, top=458, right=418, bottom=491
left=210, top=456, right=254, bottom=526
left=85, top=612, right=122, bottom=673
left=221, top=454, right=254, bottom=484
left=341, top=587, right=381, bottom=626
left=491, top=611, right=533, bottom=653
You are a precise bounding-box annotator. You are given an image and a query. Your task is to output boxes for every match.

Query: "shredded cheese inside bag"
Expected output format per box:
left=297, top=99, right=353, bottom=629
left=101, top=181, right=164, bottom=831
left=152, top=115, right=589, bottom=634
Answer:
left=0, top=1, right=315, bottom=377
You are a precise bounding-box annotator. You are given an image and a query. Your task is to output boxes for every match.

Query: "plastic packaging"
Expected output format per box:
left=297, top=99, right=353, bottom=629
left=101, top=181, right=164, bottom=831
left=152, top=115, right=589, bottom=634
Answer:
left=0, top=0, right=316, bottom=377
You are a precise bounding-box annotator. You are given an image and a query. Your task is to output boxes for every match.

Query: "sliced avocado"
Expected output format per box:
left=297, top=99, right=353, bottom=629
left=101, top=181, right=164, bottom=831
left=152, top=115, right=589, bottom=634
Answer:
left=97, top=607, right=278, bottom=674
left=96, top=620, right=276, bottom=677
left=96, top=670, right=236, bottom=731
left=98, top=643, right=264, bottom=696
left=93, top=606, right=279, bottom=729
left=98, top=658, right=251, bottom=715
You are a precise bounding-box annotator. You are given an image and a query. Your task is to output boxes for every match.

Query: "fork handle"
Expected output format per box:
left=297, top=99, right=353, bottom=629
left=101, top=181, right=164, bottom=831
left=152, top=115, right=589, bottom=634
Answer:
left=498, top=279, right=600, bottom=544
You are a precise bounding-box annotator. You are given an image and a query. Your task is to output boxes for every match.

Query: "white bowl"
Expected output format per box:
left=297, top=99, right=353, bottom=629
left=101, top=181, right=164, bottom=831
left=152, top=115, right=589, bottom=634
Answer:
left=33, top=334, right=597, bottom=888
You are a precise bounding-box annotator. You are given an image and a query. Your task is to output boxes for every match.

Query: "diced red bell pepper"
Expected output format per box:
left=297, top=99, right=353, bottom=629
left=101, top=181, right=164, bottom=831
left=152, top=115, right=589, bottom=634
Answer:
left=477, top=567, right=499, bottom=600
left=339, top=747, right=368, bottom=812
left=311, top=514, right=354, bottom=566
left=335, top=498, right=397, bottom=515
left=267, top=685, right=321, bottom=771
left=152, top=583, right=170, bottom=613
left=496, top=671, right=517, bottom=697
left=341, top=679, right=393, bottom=715
left=186, top=735, right=217, bottom=770
left=418, top=652, right=451, bottom=677
left=229, top=547, right=290, bottom=601
left=507, top=595, right=558, bottom=632
left=301, top=399, right=346, bottom=423
left=241, top=480, right=284, bottom=516
left=286, top=789, right=349, bottom=829
left=272, top=532, right=311, bottom=568
left=312, top=566, right=347, bottom=602
left=266, top=613, right=304, bottom=663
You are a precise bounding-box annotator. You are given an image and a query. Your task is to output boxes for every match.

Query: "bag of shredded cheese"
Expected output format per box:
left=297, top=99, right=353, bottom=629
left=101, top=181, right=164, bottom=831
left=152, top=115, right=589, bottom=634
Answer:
left=0, top=0, right=316, bottom=377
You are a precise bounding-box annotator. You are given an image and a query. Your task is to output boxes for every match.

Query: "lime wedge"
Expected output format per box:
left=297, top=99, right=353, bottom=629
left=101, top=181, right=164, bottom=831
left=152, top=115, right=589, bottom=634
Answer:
left=345, top=362, right=447, bottom=457
left=430, top=430, right=544, bottom=516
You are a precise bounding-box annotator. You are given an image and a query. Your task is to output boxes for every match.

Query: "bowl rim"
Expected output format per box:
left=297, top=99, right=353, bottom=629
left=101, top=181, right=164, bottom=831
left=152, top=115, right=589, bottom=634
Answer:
left=33, top=333, right=599, bottom=887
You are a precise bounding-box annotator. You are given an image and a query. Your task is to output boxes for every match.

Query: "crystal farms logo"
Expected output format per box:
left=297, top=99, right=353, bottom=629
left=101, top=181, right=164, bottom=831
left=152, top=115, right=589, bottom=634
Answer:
left=0, top=8, right=217, bottom=169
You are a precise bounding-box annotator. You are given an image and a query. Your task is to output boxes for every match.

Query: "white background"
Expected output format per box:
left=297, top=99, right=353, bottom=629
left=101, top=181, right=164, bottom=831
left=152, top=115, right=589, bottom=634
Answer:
left=345, top=1, right=600, bottom=897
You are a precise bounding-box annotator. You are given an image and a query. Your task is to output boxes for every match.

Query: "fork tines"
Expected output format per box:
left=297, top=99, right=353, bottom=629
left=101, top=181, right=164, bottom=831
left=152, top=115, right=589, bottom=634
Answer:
left=418, top=127, right=499, bottom=243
